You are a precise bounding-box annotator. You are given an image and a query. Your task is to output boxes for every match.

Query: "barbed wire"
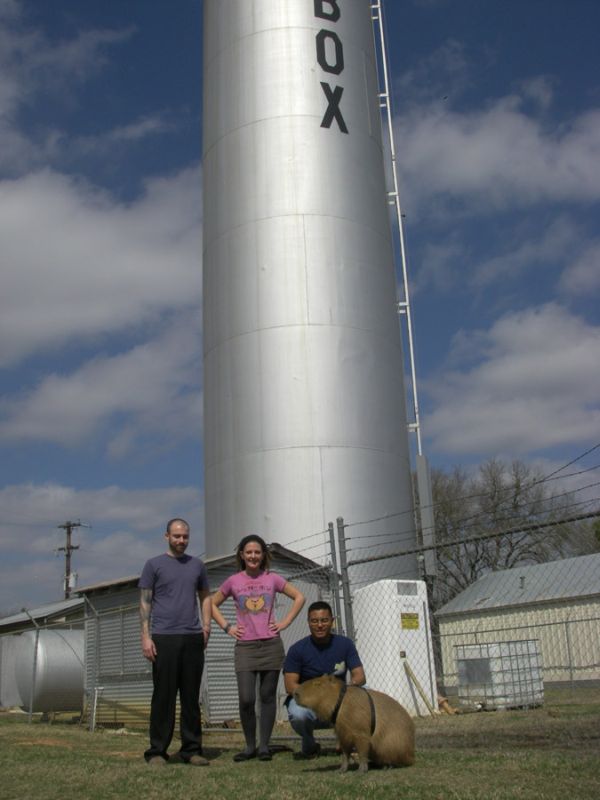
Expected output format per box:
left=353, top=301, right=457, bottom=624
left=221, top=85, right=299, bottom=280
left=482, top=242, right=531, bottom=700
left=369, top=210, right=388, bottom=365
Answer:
left=283, top=527, right=331, bottom=549
left=346, top=509, right=600, bottom=569
left=343, top=442, right=600, bottom=533
left=344, top=486, right=600, bottom=558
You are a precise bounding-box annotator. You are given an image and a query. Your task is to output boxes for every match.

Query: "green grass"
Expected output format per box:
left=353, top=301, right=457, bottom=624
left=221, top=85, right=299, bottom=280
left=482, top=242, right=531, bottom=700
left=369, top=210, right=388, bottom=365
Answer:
left=1, top=698, right=599, bottom=800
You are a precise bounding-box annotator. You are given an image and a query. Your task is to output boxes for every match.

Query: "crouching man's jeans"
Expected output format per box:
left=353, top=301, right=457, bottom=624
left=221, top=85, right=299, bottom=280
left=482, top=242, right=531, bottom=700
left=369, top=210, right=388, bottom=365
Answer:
left=285, top=696, right=332, bottom=755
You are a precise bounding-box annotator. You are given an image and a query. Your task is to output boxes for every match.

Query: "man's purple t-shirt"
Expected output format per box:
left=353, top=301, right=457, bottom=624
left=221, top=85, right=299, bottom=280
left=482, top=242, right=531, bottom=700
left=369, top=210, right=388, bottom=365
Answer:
left=139, top=553, right=209, bottom=635
left=219, top=570, right=287, bottom=641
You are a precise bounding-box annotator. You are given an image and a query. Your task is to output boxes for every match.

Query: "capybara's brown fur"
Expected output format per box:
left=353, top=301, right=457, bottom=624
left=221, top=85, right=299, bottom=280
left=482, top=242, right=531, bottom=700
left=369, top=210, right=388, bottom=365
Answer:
left=294, top=674, right=415, bottom=773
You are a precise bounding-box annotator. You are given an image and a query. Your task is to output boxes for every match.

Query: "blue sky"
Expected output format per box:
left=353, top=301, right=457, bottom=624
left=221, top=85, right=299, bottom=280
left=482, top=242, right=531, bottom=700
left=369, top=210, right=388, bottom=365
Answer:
left=1, top=0, right=598, bottom=613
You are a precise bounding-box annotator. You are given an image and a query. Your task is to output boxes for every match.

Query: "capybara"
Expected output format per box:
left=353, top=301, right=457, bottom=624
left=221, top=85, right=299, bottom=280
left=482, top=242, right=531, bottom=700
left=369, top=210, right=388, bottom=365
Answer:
left=294, top=674, right=415, bottom=773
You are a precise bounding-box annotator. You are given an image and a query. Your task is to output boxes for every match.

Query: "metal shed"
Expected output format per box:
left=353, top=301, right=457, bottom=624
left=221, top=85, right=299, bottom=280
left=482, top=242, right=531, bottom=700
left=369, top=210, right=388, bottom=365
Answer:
left=78, top=544, right=331, bottom=729
left=435, top=553, right=600, bottom=692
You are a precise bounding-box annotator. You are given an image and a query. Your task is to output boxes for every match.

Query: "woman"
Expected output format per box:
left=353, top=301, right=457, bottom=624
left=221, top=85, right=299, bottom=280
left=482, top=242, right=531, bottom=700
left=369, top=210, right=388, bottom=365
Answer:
left=212, top=534, right=305, bottom=761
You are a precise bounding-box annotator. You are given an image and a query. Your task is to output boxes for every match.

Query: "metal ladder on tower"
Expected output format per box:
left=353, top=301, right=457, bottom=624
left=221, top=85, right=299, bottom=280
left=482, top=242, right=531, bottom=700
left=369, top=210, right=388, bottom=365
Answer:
left=371, top=1, right=438, bottom=584
left=370, top=0, right=422, bottom=457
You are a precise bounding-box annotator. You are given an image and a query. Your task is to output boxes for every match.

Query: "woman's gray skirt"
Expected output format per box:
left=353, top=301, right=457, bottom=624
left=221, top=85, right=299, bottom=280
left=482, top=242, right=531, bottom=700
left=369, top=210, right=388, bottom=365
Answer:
left=234, top=637, right=285, bottom=672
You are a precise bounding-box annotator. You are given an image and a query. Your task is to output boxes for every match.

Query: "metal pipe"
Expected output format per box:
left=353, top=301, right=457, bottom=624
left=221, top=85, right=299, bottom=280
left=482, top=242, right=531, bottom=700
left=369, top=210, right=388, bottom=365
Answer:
left=336, top=517, right=355, bottom=640
left=21, top=608, right=40, bottom=724
left=328, top=521, right=343, bottom=631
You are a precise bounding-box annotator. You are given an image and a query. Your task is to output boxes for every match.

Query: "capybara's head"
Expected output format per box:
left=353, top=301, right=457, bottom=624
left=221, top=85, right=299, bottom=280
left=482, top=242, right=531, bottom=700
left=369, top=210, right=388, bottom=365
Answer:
left=294, top=674, right=344, bottom=720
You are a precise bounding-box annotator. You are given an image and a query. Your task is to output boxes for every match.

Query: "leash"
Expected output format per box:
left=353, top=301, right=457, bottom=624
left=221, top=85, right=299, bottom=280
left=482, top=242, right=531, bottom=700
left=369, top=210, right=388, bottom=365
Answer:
left=330, top=683, right=347, bottom=724
left=331, top=683, right=376, bottom=735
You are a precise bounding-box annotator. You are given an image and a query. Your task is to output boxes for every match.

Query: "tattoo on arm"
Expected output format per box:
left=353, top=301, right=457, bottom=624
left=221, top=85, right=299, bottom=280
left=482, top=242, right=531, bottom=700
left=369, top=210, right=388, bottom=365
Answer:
left=140, top=589, right=152, bottom=633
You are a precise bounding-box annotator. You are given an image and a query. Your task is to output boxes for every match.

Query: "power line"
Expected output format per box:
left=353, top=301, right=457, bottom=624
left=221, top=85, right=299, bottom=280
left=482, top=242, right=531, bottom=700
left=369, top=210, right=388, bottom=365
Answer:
left=538, top=442, right=600, bottom=483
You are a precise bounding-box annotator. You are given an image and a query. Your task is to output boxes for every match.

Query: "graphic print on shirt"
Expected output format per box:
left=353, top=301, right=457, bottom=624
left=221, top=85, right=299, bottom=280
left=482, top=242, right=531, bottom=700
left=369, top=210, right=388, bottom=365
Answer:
left=332, top=660, right=346, bottom=676
left=239, top=593, right=272, bottom=614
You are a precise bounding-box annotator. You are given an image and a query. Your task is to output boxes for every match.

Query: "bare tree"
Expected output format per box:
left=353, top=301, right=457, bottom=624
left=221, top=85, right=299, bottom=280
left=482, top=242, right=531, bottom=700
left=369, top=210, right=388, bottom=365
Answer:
left=430, top=458, right=581, bottom=607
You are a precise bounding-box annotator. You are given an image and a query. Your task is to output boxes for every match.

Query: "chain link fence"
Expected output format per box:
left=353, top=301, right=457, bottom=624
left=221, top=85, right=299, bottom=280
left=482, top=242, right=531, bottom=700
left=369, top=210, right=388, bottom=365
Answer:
left=2, top=513, right=599, bottom=727
left=330, top=512, right=600, bottom=715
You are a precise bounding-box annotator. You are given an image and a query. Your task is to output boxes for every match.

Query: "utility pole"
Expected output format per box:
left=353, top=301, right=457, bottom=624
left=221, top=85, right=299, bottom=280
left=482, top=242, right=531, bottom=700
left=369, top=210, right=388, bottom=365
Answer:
left=57, top=520, right=82, bottom=599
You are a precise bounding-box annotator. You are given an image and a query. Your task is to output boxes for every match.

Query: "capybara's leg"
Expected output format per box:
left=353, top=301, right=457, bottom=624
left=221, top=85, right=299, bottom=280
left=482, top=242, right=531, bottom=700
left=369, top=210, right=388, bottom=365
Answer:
left=354, top=736, right=371, bottom=772
left=355, top=737, right=370, bottom=773
left=339, top=751, right=350, bottom=773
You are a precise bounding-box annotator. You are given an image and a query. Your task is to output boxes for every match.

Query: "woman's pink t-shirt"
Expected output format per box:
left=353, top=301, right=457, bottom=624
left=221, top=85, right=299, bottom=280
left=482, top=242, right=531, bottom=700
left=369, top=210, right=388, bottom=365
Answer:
left=219, top=570, right=287, bottom=641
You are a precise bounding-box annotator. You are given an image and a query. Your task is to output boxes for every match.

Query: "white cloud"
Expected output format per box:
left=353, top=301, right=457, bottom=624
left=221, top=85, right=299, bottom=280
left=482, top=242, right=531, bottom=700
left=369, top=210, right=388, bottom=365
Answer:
left=23, top=27, right=135, bottom=86
left=67, top=115, right=175, bottom=158
left=425, top=304, right=600, bottom=455
left=0, top=315, right=202, bottom=452
left=412, top=216, right=589, bottom=302
left=412, top=239, right=466, bottom=294
left=0, top=482, right=202, bottom=532
left=0, top=165, right=202, bottom=367
left=395, top=100, right=600, bottom=210
left=0, top=1, right=20, bottom=21
left=559, top=240, right=600, bottom=296
left=393, top=39, right=470, bottom=106
left=527, top=455, right=600, bottom=511
left=0, top=10, right=135, bottom=173
left=517, top=76, right=555, bottom=111
left=472, top=216, right=579, bottom=289
left=0, top=482, right=204, bottom=611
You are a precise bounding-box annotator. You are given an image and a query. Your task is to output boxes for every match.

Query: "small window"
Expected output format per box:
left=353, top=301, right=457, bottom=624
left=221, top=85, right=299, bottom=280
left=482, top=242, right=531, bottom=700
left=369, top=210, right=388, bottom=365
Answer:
left=396, top=582, right=418, bottom=596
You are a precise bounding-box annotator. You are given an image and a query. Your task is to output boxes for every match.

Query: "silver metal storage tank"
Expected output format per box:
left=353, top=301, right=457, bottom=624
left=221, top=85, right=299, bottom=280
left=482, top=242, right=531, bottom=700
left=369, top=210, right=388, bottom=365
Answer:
left=0, top=635, right=23, bottom=708
left=203, top=0, right=417, bottom=583
left=16, top=630, right=84, bottom=713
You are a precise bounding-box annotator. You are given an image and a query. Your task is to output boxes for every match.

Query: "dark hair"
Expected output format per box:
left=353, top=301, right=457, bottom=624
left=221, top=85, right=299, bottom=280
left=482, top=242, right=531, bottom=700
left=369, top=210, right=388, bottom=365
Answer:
left=165, top=518, right=190, bottom=534
left=307, top=600, right=334, bottom=618
left=235, top=534, right=271, bottom=571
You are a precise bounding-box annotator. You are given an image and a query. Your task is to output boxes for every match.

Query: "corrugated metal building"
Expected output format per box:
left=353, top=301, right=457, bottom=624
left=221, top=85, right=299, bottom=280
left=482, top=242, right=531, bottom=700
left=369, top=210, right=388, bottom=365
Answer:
left=435, top=553, right=600, bottom=690
left=78, top=544, right=331, bottom=728
left=0, top=599, right=85, bottom=710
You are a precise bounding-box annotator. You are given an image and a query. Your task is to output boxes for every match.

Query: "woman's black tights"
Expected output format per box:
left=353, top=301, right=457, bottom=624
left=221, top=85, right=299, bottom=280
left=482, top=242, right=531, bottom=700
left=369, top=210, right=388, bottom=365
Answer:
left=236, top=670, right=280, bottom=755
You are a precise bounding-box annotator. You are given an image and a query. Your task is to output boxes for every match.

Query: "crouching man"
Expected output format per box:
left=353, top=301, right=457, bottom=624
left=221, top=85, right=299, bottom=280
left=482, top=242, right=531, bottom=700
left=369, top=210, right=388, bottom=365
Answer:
left=283, top=601, right=366, bottom=758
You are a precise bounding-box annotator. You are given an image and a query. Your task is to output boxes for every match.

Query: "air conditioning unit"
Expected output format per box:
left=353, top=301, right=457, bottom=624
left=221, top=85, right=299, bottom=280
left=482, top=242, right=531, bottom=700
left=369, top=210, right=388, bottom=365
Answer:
left=353, top=579, right=437, bottom=716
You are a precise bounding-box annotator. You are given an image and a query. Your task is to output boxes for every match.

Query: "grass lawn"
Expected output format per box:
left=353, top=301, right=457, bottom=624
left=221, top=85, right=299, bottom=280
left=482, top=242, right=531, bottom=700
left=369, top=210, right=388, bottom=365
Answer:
left=1, top=696, right=599, bottom=800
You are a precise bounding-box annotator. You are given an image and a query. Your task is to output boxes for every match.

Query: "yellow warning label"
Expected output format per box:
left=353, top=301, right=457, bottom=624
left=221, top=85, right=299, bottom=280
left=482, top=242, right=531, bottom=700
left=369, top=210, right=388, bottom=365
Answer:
left=401, top=612, right=419, bottom=630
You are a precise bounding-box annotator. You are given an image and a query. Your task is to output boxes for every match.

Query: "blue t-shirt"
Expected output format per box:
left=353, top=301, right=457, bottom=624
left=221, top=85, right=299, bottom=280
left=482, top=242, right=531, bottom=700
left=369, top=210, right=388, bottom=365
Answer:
left=139, top=553, right=209, bottom=634
left=283, top=634, right=362, bottom=683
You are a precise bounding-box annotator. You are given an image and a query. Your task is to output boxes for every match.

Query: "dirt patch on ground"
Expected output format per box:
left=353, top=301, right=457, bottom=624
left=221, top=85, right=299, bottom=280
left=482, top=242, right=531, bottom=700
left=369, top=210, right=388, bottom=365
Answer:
left=414, top=707, right=600, bottom=754
left=16, top=738, right=76, bottom=749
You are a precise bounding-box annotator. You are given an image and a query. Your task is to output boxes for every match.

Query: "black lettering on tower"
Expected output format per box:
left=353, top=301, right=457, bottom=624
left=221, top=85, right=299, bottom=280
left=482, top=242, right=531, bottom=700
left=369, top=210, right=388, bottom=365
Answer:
left=314, top=0, right=348, bottom=134
left=320, top=83, right=348, bottom=133
left=314, top=0, right=341, bottom=23
left=316, top=29, right=344, bottom=75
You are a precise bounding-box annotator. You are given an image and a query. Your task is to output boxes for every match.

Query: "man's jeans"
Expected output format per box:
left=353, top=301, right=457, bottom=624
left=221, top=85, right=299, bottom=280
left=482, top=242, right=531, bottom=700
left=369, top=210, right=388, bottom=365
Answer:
left=286, top=696, right=331, bottom=754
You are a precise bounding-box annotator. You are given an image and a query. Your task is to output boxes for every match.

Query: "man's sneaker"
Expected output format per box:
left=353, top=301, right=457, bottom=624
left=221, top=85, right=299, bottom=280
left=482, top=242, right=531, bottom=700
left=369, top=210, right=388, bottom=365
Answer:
left=146, top=756, right=167, bottom=767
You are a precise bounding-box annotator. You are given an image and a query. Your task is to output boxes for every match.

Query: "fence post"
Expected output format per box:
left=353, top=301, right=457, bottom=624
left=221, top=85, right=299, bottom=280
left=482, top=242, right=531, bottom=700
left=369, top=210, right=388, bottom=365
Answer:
left=84, top=596, right=101, bottom=731
left=22, top=608, right=41, bottom=724
left=327, top=521, right=344, bottom=632
left=336, top=517, right=355, bottom=640
left=565, top=619, right=574, bottom=690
